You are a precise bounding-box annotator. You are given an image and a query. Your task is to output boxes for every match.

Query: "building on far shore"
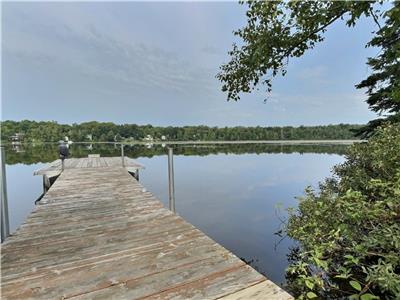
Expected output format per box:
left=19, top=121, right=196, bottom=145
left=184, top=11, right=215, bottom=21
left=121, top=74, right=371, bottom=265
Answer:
left=143, top=135, right=153, bottom=142
left=10, top=133, right=24, bottom=144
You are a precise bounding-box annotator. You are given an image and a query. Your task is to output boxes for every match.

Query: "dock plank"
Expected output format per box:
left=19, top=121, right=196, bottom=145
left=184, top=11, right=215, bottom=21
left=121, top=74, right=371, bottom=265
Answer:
left=2, top=158, right=292, bottom=299
left=219, top=281, right=293, bottom=300
left=34, top=156, right=144, bottom=176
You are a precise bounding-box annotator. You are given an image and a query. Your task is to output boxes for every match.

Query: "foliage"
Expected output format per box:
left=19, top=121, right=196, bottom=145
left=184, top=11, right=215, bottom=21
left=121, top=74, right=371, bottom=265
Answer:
left=356, top=3, right=400, bottom=137
left=217, top=1, right=399, bottom=133
left=217, top=1, right=380, bottom=100
left=0, top=120, right=362, bottom=143
left=285, top=124, right=400, bottom=299
left=354, top=113, right=400, bottom=139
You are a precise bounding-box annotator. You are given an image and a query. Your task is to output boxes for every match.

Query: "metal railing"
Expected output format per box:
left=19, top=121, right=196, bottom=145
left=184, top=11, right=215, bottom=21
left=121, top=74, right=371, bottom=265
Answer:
left=1, top=146, right=10, bottom=242
left=168, top=148, right=175, bottom=213
left=121, top=144, right=125, bottom=167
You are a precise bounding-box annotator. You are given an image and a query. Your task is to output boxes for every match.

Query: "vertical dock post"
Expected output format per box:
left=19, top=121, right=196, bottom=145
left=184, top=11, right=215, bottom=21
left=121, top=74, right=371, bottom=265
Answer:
left=168, top=148, right=175, bottom=213
left=1, top=146, right=10, bottom=242
left=42, top=175, right=51, bottom=194
left=121, top=144, right=125, bottom=167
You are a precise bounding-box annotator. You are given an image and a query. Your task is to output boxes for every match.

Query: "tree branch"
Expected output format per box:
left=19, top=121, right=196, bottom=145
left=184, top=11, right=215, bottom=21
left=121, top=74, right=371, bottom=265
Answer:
left=281, top=10, right=348, bottom=59
left=369, top=7, right=382, bottom=30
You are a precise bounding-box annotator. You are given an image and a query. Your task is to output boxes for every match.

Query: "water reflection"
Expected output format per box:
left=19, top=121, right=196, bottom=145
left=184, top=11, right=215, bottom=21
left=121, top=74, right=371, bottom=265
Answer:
left=3, top=143, right=347, bottom=286
left=138, top=153, right=345, bottom=284
left=3, top=142, right=349, bottom=165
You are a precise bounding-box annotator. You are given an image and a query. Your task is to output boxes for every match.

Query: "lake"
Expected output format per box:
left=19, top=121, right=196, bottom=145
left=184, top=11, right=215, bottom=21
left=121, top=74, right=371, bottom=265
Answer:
left=2, top=142, right=347, bottom=287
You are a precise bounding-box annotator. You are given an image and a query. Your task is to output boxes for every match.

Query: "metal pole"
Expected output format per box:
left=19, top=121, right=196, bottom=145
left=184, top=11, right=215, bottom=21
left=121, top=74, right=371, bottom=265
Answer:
left=168, top=148, right=175, bottom=213
left=121, top=144, right=125, bottom=167
left=1, top=146, right=10, bottom=242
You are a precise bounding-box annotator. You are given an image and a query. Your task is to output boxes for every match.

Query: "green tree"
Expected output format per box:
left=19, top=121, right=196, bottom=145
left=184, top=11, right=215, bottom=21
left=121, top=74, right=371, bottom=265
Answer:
left=217, top=1, right=399, bottom=133
left=356, top=4, right=400, bottom=136
left=0, top=120, right=362, bottom=143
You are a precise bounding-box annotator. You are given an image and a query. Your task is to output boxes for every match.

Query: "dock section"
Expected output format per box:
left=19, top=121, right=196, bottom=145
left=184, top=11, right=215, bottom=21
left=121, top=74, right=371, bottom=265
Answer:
left=1, top=156, right=292, bottom=299
left=34, top=155, right=144, bottom=193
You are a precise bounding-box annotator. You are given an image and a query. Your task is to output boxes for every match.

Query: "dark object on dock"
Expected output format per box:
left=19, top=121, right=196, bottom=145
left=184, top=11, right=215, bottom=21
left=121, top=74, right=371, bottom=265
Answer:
left=58, top=142, right=69, bottom=160
left=58, top=142, right=69, bottom=171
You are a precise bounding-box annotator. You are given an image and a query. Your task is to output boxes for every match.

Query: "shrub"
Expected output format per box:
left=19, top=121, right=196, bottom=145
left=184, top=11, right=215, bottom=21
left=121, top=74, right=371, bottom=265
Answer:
left=286, top=124, right=400, bottom=299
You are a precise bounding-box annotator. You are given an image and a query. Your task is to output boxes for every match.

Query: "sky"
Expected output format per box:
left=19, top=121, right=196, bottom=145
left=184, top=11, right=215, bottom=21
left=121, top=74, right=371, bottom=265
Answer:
left=2, top=1, right=381, bottom=126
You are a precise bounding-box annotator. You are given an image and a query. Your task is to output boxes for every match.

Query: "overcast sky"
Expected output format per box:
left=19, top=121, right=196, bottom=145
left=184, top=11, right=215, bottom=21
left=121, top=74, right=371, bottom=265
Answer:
left=2, top=1, right=380, bottom=126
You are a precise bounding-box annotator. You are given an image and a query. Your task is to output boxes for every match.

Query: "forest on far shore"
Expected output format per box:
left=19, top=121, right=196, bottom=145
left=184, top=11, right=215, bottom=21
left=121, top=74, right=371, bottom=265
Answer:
left=1, top=120, right=363, bottom=143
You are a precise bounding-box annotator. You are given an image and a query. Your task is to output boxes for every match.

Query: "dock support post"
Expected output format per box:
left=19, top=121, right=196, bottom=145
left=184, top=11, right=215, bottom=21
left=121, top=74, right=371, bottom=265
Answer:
left=121, top=144, right=125, bottom=167
left=43, top=175, right=51, bottom=194
left=1, top=146, right=10, bottom=242
left=168, top=148, right=175, bottom=213
left=134, top=170, right=139, bottom=181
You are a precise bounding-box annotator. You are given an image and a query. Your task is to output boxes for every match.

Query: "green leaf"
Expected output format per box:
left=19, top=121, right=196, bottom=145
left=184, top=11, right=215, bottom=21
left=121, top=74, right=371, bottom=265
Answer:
left=335, top=274, right=350, bottom=279
left=305, top=279, right=314, bottom=290
left=306, top=291, right=318, bottom=299
left=360, top=294, right=379, bottom=300
left=350, top=280, right=362, bottom=292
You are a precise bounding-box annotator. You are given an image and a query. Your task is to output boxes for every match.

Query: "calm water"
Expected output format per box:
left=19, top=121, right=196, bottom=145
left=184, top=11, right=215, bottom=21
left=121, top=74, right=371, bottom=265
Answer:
left=3, top=143, right=347, bottom=286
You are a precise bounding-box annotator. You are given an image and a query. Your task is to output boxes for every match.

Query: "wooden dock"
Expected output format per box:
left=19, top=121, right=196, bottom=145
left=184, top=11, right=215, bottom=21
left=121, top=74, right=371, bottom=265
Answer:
left=1, top=156, right=292, bottom=299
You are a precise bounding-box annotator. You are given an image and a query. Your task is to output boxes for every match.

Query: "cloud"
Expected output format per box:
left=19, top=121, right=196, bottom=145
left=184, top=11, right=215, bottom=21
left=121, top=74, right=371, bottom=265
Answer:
left=201, top=45, right=220, bottom=55
left=206, top=105, right=255, bottom=120
left=296, top=65, right=330, bottom=84
left=2, top=2, right=378, bottom=126
left=3, top=3, right=218, bottom=100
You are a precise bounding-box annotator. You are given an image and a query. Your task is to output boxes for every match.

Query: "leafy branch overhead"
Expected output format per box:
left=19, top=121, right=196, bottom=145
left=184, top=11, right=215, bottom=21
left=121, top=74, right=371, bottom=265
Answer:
left=217, top=1, right=382, bottom=101
left=217, top=1, right=400, bottom=132
left=356, top=3, right=400, bottom=115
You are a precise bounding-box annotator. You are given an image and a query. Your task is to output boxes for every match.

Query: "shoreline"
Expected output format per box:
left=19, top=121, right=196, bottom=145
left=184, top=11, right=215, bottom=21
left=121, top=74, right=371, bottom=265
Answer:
left=1, top=139, right=365, bottom=146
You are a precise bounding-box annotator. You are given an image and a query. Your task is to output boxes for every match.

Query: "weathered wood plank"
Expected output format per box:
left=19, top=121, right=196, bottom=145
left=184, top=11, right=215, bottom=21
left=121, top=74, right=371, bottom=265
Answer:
left=101, top=157, right=108, bottom=167
left=1, top=158, right=292, bottom=299
left=3, top=244, right=236, bottom=299
left=143, top=265, right=266, bottom=300
left=219, top=280, right=293, bottom=300
left=2, top=229, right=203, bottom=280
left=34, top=156, right=144, bottom=177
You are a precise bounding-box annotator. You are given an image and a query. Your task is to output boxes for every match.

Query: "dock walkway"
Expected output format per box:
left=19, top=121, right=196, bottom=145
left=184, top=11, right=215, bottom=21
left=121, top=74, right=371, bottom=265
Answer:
left=1, top=156, right=292, bottom=299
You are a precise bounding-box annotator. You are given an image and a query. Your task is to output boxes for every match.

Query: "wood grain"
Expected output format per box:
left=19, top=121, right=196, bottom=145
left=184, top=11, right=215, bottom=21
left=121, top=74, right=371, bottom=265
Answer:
left=1, top=158, right=292, bottom=299
left=34, top=156, right=145, bottom=176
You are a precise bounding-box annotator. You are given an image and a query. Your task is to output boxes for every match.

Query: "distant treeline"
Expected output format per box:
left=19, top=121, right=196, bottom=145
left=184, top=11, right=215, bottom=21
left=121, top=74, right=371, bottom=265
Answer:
left=4, top=143, right=350, bottom=165
left=1, top=120, right=363, bottom=143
